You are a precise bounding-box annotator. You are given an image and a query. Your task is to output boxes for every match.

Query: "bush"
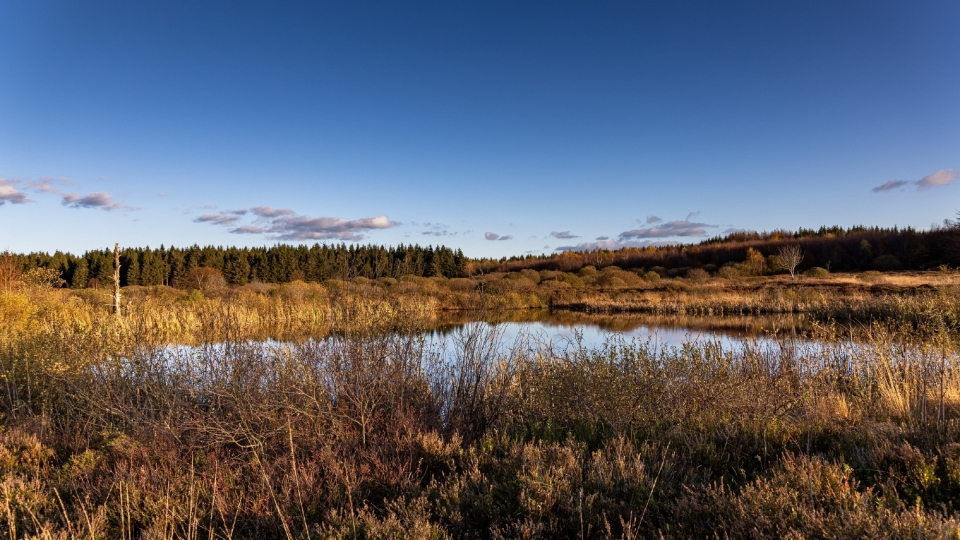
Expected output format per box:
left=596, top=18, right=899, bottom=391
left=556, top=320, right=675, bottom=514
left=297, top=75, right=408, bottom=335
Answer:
left=666, top=267, right=689, bottom=278
left=519, top=269, right=541, bottom=284
left=718, top=265, right=740, bottom=279
left=686, top=268, right=710, bottom=281
left=643, top=271, right=660, bottom=282
left=649, top=266, right=666, bottom=277
left=578, top=266, right=598, bottom=277
left=595, top=274, right=627, bottom=287
left=448, top=278, right=476, bottom=292
left=558, top=273, right=584, bottom=287
left=176, top=290, right=204, bottom=303
left=804, top=267, right=830, bottom=278
left=859, top=270, right=885, bottom=283
left=873, top=254, right=904, bottom=271
left=539, top=270, right=560, bottom=281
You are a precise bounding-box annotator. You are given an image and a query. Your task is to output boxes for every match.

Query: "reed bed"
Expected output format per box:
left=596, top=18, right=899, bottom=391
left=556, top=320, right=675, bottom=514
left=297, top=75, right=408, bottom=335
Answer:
left=2, top=286, right=960, bottom=538
left=549, top=282, right=960, bottom=327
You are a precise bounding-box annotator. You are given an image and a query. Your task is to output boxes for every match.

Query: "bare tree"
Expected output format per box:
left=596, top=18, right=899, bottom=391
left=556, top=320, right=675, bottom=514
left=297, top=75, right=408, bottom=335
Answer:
left=187, top=266, right=227, bottom=291
left=113, top=243, right=122, bottom=316
left=776, top=245, right=804, bottom=279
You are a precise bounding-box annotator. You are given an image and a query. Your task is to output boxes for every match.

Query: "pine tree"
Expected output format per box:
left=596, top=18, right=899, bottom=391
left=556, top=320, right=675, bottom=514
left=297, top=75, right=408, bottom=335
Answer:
left=70, top=259, right=88, bottom=289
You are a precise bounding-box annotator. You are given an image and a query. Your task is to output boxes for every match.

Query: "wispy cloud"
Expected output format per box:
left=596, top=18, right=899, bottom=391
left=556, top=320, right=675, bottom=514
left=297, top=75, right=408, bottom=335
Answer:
left=184, top=204, right=217, bottom=214
left=557, top=213, right=719, bottom=251
left=265, top=215, right=395, bottom=241
left=15, top=175, right=135, bottom=211
left=485, top=232, right=512, bottom=241
left=27, top=176, right=76, bottom=194
left=872, top=180, right=911, bottom=192
left=230, top=225, right=266, bottom=234
left=618, top=219, right=713, bottom=239
left=419, top=223, right=456, bottom=237
left=917, top=169, right=956, bottom=190
left=193, top=203, right=398, bottom=241
left=555, top=239, right=678, bottom=252
left=0, top=179, right=33, bottom=205
left=250, top=206, right=295, bottom=218
left=62, top=191, right=133, bottom=211
left=549, top=231, right=579, bottom=239
left=194, top=213, right=243, bottom=226
left=873, top=169, right=956, bottom=192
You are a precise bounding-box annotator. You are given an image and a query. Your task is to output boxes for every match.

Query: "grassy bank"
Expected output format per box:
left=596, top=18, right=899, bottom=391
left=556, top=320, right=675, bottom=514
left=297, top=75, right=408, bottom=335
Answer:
left=2, top=282, right=960, bottom=537
left=4, top=270, right=958, bottom=346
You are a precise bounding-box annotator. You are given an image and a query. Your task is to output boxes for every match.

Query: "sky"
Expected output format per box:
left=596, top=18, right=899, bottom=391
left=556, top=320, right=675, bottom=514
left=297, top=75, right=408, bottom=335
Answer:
left=1, top=1, right=958, bottom=258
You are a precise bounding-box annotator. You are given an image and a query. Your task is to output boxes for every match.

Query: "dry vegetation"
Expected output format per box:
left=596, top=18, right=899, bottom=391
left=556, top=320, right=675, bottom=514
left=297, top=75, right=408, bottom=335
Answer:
left=3, top=266, right=960, bottom=538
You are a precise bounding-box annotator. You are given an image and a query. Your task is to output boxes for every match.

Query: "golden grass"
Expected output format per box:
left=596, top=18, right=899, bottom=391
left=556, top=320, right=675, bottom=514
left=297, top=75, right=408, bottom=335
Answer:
left=1, top=276, right=960, bottom=537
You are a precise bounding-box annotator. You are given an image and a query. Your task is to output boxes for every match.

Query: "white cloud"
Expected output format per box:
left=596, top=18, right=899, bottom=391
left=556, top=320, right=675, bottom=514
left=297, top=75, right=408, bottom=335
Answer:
left=917, top=169, right=956, bottom=190
left=266, top=215, right=396, bottom=241
left=549, top=231, right=579, bottom=239
left=485, top=232, right=512, bottom=241
left=0, top=179, right=32, bottom=205
left=193, top=203, right=397, bottom=241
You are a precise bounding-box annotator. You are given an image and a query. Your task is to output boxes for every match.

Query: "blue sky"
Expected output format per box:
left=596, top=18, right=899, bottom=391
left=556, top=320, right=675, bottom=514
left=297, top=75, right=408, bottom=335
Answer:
left=1, top=1, right=958, bottom=257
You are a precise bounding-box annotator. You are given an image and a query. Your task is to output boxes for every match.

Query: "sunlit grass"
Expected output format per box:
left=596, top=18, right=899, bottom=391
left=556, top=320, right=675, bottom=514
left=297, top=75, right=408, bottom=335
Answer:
left=2, top=281, right=960, bottom=537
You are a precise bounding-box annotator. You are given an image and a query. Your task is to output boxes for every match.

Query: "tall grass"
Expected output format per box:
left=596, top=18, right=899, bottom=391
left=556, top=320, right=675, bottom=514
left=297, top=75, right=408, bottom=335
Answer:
left=2, top=287, right=960, bottom=537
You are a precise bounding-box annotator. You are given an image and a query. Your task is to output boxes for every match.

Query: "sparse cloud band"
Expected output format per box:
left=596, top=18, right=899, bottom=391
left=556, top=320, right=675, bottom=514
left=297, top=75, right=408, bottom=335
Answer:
left=873, top=169, right=956, bottom=192
left=194, top=204, right=398, bottom=241
left=618, top=219, right=713, bottom=239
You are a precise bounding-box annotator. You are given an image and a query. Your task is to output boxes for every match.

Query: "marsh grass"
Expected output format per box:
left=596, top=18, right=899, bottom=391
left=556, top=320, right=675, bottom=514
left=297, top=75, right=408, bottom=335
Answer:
left=3, top=286, right=960, bottom=537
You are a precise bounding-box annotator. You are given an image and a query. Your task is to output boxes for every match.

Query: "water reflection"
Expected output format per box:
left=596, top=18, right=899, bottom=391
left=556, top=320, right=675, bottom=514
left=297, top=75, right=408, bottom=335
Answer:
left=426, top=310, right=812, bottom=350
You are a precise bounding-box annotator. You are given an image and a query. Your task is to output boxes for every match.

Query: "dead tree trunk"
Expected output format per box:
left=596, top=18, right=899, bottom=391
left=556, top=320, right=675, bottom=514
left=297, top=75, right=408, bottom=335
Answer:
left=113, top=243, right=122, bottom=316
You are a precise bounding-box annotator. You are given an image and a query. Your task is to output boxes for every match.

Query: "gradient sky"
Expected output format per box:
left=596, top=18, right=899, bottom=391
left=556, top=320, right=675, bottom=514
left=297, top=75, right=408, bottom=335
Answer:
left=1, top=1, right=958, bottom=257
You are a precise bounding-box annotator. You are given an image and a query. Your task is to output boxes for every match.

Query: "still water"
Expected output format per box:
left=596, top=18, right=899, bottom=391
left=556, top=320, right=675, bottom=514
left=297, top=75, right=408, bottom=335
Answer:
left=424, top=310, right=814, bottom=351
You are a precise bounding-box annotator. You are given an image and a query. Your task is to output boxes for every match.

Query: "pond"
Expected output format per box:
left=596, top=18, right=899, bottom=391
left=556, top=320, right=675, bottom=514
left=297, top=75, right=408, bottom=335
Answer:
left=145, top=308, right=955, bottom=385
left=425, top=310, right=815, bottom=351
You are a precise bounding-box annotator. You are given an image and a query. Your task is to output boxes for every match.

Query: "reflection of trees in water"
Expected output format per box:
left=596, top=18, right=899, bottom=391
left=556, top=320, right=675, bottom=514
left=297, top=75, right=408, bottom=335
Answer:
left=230, top=309, right=816, bottom=343
left=432, top=309, right=811, bottom=340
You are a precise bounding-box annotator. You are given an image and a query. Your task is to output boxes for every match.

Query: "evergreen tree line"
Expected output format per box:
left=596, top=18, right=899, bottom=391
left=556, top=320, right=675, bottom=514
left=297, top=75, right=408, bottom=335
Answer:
left=496, top=223, right=960, bottom=274
left=9, top=222, right=960, bottom=289
left=12, top=243, right=467, bottom=288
